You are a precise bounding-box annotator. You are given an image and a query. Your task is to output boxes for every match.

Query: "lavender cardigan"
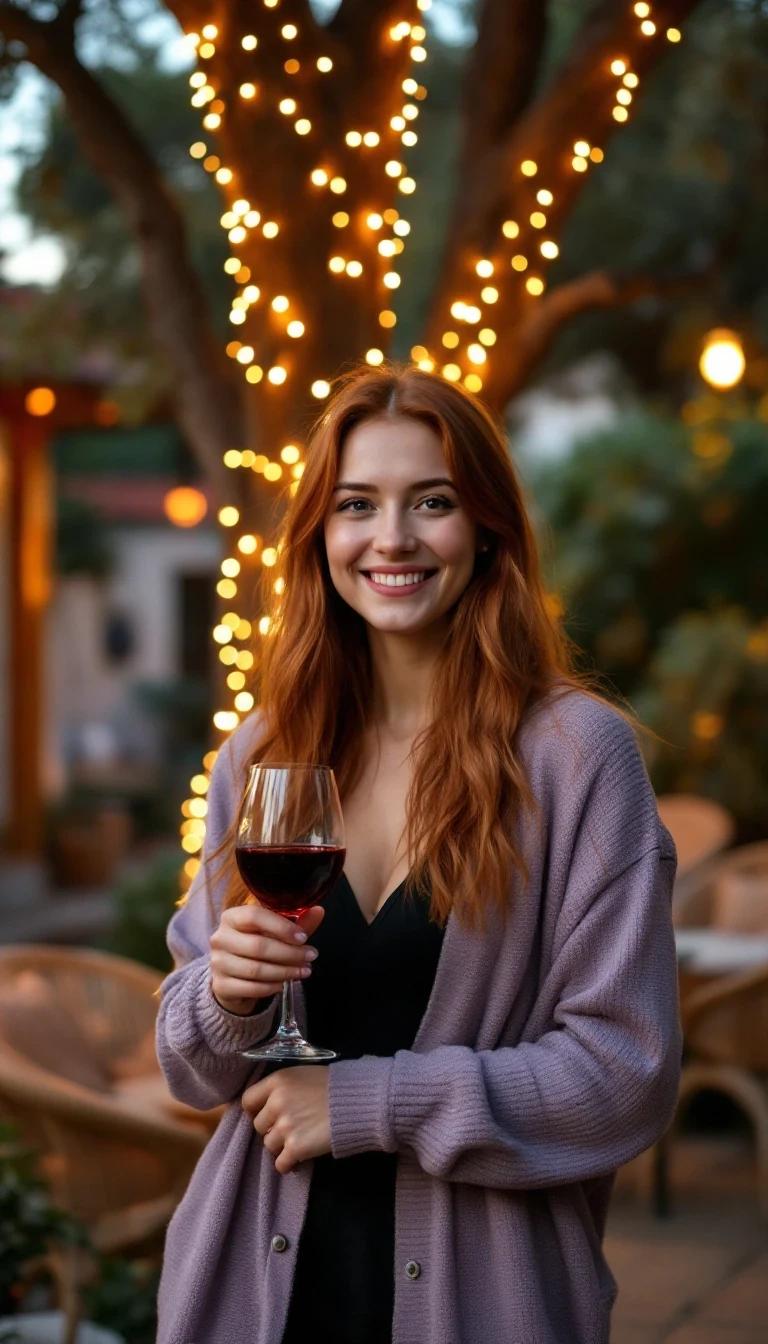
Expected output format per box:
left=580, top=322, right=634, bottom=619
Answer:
left=155, top=689, right=681, bottom=1344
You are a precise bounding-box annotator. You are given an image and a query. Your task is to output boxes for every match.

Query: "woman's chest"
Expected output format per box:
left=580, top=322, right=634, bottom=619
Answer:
left=340, top=741, right=415, bottom=921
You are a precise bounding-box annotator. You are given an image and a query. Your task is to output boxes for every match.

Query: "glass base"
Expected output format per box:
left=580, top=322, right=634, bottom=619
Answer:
left=242, top=1036, right=337, bottom=1062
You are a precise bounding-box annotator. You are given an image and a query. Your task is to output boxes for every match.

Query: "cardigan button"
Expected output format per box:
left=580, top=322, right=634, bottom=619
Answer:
left=271, top=1234, right=289, bottom=1253
left=405, top=1260, right=421, bottom=1280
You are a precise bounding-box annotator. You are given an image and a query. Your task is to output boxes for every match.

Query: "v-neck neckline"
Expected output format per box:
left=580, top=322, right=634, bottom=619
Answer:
left=340, top=869, right=408, bottom=933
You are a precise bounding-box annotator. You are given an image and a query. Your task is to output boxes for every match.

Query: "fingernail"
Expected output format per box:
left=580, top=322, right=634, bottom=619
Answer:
left=293, top=930, right=308, bottom=943
left=303, top=948, right=318, bottom=961
left=300, top=966, right=311, bottom=977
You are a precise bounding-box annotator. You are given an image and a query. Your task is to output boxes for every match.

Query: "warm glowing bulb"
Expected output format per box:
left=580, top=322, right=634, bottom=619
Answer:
left=481, top=286, right=498, bottom=304
left=199, top=43, right=215, bottom=59
left=268, top=366, right=287, bottom=385
left=379, top=310, right=397, bottom=327
left=537, top=189, right=554, bottom=206
left=572, top=156, right=589, bottom=171
left=442, top=364, right=461, bottom=382
left=442, top=331, right=459, bottom=348
left=238, top=534, right=258, bottom=553
left=590, top=148, right=604, bottom=163
left=215, top=167, right=233, bottom=184
left=346, top=130, right=363, bottom=146
left=366, top=348, right=384, bottom=365
left=312, top=380, right=331, bottom=398
left=242, top=34, right=257, bottom=50
left=612, top=107, right=629, bottom=122
left=243, top=284, right=260, bottom=302
left=511, top=255, right=528, bottom=272
left=202, top=23, right=217, bottom=38
left=281, top=445, right=300, bottom=464
left=294, top=115, right=311, bottom=131
left=346, top=260, right=363, bottom=277
left=25, top=386, right=56, bottom=416
left=236, top=346, right=254, bottom=364
left=641, top=20, right=656, bottom=35
left=386, top=160, right=403, bottom=177
left=476, top=260, right=494, bottom=278
left=363, top=132, right=380, bottom=147
left=311, top=168, right=328, bottom=186
left=219, top=506, right=239, bottom=527
left=399, top=178, right=416, bottom=194
left=383, top=272, right=401, bottom=289
left=540, top=241, right=559, bottom=259
left=282, top=24, right=298, bottom=39
left=330, top=177, right=347, bottom=194
left=262, top=548, right=278, bottom=567
left=699, top=330, right=745, bottom=390
left=467, top=344, right=486, bottom=365
left=272, top=295, right=290, bottom=312
left=502, top=220, right=519, bottom=239
left=279, top=98, right=297, bottom=115
left=329, top=256, right=346, bottom=273
left=611, top=59, right=627, bottom=75
left=263, top=221, right=279, bottom=238
left=332, top=212, right=349, bottom=227
left=317, top=56, right=333, bottom=72
left=624, top=73, right=639, bottom=87
left=245, top=366, right=263, bottom=384
left=479, top=328, right=496, bottom=346
left=521, top=160, right=538, bottom=176
left=634, top=3, right=650, bottom=16
left=221, top=558, right=240, bottom=578
left=616, top=89, right=632, bottom=105
left=530, top=212, right=546, bottom=228
left=367, top=213, right=383, bottom=230
left=464, top=374, right=483, bottom=393
left=526, top=277, right=545, bottom=296
left=287, top=320, right=305, bottom=338
left=224, top=450, right=242, bottom=468
left=574, top=141, right=590, bottom=157
left=393, top=220, right=410, bottom=237
left=667, top=27, right=681, bottom=42
left=190, top=141, right=206, bottom=158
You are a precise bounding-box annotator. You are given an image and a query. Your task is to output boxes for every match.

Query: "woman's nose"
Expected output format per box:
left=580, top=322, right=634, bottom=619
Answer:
left=373, top=506, right=417, bottom=552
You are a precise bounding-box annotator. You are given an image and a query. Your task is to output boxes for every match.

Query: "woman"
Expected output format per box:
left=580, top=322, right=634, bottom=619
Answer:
left=156, top=363, right=681, bottom=1344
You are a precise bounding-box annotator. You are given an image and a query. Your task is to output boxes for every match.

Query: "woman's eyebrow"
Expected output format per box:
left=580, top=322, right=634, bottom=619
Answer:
left=332, top=477, right=456, bottom=493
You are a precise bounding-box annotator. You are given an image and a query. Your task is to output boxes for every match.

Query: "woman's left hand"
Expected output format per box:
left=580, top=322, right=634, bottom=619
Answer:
left=242, top=1067, right=331, bottom=1174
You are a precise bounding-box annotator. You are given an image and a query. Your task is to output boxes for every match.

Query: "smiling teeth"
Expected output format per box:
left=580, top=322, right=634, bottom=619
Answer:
left=367, top=571, right=428, bottom=587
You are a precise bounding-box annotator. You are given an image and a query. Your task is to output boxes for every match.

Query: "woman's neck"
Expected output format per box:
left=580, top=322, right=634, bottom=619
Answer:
left=366, top=624, right=446, bottom=741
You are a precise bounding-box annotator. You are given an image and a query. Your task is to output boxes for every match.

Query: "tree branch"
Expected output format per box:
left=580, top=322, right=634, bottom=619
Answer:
left=492, top=257, right=724, bottom=408
left=425, top=0, right=709, bottom=402
left=0, top=2, right=239, bottom=501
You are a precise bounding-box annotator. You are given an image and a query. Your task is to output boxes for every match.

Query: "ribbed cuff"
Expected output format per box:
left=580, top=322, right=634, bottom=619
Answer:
left=328, top=1055, right=396, bottom=1158
left=165, top=958, right=278, bottom=1059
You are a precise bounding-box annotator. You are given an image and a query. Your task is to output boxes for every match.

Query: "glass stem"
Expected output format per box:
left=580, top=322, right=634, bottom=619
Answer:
left=278, top=976, right=303, bottom=1042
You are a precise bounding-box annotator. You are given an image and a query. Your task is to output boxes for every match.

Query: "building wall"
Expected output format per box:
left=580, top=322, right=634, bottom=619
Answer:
left=45, top=523, right=221, bottom=793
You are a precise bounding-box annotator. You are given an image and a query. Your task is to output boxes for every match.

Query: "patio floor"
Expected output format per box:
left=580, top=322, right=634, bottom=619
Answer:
left=607, top=1133, right=766, bottom=1343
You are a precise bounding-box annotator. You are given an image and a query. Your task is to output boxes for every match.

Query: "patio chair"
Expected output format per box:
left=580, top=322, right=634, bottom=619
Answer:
left=673, top=961, right=768, bottom=1221
left=672, top=839, right=768, bottom=932
left=0, top=945, right=212, bottom=1342
left=655, top=793, right=735, bottom=913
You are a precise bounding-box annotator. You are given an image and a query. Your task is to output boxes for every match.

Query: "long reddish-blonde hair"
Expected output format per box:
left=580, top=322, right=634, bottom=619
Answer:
left=212, top=361, right=644, bottom=930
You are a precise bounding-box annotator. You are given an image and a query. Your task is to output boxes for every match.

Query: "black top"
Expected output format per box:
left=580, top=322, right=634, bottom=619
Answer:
left=281, top=869, right=445, bottom=1344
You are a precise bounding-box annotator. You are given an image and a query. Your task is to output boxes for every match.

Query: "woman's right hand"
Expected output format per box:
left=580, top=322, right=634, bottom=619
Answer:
left=209, top=903, right=325, bottom=1016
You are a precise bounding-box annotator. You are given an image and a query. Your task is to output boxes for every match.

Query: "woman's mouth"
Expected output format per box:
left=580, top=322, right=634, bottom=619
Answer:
left=360, top=569, right=438, bottom=596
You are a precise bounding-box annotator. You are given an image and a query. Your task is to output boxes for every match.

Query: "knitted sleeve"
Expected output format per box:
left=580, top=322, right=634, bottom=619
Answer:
left=327, top=713, right=683, bottom=1188
left=155, top=718, right=278, bottom=1111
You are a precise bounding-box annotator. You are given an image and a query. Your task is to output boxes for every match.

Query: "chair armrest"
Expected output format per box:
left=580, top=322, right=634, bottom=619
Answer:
left=681, top=960, right=768, bottom=1033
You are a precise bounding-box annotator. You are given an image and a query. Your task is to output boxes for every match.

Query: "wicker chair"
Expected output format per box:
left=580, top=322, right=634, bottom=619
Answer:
left=0, top=945, right=212, bottom=1341
left=673, top=961, right=768, bottom=1221
left=671, top=839, right=768, bottom=931
left=655, top=793, right=735, bottom=913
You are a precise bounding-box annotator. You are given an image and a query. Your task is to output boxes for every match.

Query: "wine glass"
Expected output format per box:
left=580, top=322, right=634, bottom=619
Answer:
left=235, top=763, right=345, bottom=1062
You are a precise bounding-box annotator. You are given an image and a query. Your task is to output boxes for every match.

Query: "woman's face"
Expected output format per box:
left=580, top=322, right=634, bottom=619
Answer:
left=323, top=415, right=482, bottom=637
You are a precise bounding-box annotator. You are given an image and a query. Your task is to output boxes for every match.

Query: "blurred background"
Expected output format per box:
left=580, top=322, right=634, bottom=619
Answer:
left=1, top=2, right=767, bottom=1342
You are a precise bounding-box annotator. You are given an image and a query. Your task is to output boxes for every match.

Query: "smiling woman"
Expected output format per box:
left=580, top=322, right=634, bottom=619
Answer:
left=155, top=361, right=681, bottom=1344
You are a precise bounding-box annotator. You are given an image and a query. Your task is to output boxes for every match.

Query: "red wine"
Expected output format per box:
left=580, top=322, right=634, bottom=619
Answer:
left=236, top=844, right=346, bottom=919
